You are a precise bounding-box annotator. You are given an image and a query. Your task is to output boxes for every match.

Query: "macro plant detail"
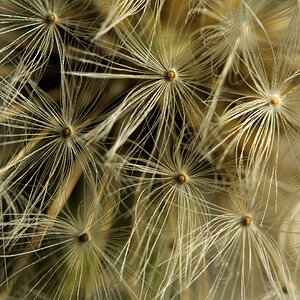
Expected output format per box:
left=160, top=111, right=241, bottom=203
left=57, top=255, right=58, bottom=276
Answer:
left=1, top=0, right=300, bottom=300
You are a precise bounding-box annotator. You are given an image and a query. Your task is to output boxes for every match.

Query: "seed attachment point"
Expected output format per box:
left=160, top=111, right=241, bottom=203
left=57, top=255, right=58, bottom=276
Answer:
left=166, top=69, right=177, bottom=81
left=45, top=13, right=57, bottom=24
left=270, top=95, right=280, bottom=107
left=78, top=232, right=90, bottom=243
left=176, top=172, right=188, bottom=184
left=241, top=215, right=252, bottom=226
left=62, top=126, right=72, bottom=138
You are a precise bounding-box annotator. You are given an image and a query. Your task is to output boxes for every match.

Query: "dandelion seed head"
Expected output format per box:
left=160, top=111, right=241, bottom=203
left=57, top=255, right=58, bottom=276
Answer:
left=45, top=13, right=58, bottom=24
left=166, top=69, right=177, bottom=81
left=241, top=215, right=252, bottom=226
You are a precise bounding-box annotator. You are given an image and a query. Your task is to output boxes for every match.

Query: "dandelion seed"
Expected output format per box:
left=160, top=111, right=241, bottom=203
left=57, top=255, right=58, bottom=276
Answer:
left=218, top=10, right=300, bottom=187
left=70, top=1, right=211, bottom=156
left=0, top=76, right=111, bottom=219
left=0, top=181, right=135, bottom=300
left=116, top=129, right=224, bottom=295
left=195, top=0, right=294, bottom=137
left=0, top=0, right=100, bottom=84
left=184, top=177, right=295, bottom=300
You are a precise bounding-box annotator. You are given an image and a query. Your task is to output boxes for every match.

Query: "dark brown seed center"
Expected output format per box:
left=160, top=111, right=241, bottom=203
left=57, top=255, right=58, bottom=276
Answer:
left=166, top=69, right=177, bottom=81
left=177, top=173, right=188, bottom=184
left=62, top=126, right=72, bottom=138
left=45, top=13, right=57, bottom=24
left=282, top=286, right=288, bottom=294
left=241, top=215, right=252, bottom=226
left=78, top=232, right=90, bottom=243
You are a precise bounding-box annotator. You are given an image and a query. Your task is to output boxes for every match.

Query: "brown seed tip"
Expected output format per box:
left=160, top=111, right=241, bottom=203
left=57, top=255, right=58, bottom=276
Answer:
left=241, top=215, right=252, bottom=226
left=282, top=286, right=288, bottom=294
left=78, top=232, right=90, bottom=243
left=177, top=173, right=188, bottom=184
left=45, top=13, right=57, bottom=24
left=62, top=126, right=72, bottom=138
left=270, top=95, right=280, bottom=107
left=166, top=69, right=177, bottom=81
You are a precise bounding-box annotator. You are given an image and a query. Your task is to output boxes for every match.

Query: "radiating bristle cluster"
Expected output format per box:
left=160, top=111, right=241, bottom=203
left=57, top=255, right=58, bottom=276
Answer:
left=1, top=0, right=300, bottom=299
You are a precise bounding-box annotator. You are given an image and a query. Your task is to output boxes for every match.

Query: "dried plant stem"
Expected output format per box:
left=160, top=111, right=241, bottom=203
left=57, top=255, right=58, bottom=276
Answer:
left=0, top=130, right=48, bottom=178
